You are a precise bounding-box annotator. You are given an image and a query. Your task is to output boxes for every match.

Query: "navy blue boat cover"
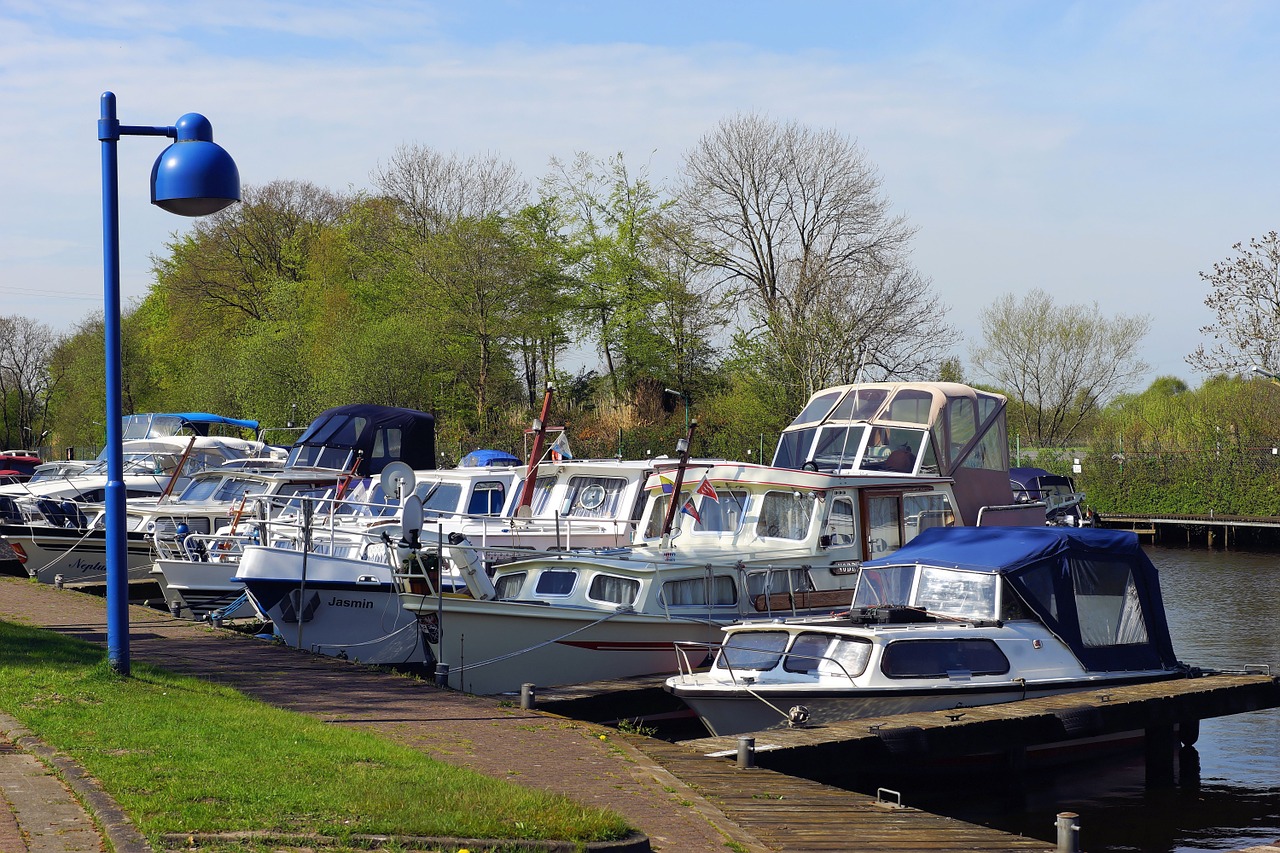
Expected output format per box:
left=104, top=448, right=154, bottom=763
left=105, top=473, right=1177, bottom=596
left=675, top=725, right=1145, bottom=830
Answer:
left=288, top=404, right=436, bottom=475
left=861, top=525, right=1178, bottom=673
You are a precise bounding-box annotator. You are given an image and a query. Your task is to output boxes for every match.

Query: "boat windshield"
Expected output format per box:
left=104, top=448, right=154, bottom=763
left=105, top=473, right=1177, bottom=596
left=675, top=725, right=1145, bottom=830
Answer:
left=853, top=564, right=998, bottom=620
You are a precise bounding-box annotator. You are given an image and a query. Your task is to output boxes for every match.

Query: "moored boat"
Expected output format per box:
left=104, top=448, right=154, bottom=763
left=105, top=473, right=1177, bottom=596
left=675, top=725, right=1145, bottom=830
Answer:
left=664, top=525, right=1186, bottom=737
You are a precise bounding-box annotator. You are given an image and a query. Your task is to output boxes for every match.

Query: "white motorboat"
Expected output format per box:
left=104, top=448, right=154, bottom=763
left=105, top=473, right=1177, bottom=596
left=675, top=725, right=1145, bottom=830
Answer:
left=396, top=381, right=1046, bottom=695
left=664, top=525, right=1186, bottom=737
left=0, top=413, right=273, bottom=584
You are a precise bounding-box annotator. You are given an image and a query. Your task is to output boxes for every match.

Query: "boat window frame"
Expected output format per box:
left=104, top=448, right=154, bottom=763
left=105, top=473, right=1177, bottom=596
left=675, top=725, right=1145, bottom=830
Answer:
left=880, top=638, right=1011, bottom=679
left=533, top=569, right=578, bottom=597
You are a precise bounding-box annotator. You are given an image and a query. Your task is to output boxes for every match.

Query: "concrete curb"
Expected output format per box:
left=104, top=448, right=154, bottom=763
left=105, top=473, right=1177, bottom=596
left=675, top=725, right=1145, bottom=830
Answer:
left=159, top=830, right=651, bottom=851
left=0, top=711, right=151, bottom=853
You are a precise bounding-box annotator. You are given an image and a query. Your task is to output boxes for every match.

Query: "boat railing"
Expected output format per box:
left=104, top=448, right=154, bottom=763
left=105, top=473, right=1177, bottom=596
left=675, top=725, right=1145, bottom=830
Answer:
left=975, top=501, right=1047, bottom=525
left=154, top=531, right=253, bottom=563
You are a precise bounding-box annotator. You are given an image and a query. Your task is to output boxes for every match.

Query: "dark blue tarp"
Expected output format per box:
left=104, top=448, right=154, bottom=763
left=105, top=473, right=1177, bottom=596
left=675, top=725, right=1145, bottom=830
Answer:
left=861, top=526, right=1178, bottom=673
left=287, top=404, right=436, bottom=476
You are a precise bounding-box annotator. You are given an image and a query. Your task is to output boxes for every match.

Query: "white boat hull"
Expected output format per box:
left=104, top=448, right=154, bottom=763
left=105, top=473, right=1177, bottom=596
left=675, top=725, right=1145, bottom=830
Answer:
left=236, top=546, right=429, bottom=667
left=1, top=525, right=154, bottom=585
left=400, top=593, right=724, bottom=695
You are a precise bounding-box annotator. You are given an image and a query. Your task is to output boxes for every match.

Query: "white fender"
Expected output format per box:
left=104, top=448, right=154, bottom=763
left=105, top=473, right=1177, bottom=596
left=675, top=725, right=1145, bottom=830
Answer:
left=446, top=533, right=496, bottom=601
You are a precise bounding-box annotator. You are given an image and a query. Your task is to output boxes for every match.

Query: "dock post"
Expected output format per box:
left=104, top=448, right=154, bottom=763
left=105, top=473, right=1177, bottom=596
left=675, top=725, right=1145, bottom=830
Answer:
left=736, top=736, right=756, bottom=769
left=520, top=683, right=536, bottom=710
left=434, top=663, right=449, bottom=688
left=53, top=574, right=64, bottom=589
left=1055, top=812, right=1080, bottom=853
left=1145, top=723, right=1177, bottom=788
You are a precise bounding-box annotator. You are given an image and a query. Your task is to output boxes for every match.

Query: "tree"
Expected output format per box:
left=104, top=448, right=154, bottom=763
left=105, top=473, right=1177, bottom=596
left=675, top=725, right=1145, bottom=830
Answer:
left=970, top=288, right=1151, bottom=447
left=0, top=315, right=62, bottom=449
left=675, top=112, right=951, bottom=402
left=1187, top=231, right=1280, bottom=375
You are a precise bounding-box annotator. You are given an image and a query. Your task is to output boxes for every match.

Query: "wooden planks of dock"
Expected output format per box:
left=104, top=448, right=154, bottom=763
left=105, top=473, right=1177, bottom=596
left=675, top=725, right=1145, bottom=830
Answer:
left=636, top=737, right=1053, bottom=851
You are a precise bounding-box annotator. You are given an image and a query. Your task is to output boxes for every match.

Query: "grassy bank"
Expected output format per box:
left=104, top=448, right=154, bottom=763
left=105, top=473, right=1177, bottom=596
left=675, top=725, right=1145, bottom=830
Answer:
left=0, top=619, right=632, bottom=849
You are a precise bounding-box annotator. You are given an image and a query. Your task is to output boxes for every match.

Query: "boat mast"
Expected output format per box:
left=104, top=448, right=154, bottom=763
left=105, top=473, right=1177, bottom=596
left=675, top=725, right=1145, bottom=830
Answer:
left=660, top=418, right=698, bottom=545
left=515, top=383, right=555, bottom=517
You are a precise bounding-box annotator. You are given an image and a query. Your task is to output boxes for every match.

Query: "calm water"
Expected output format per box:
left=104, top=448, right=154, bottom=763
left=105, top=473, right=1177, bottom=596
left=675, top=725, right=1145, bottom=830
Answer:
left=927, top=544, right=1280, bottom=852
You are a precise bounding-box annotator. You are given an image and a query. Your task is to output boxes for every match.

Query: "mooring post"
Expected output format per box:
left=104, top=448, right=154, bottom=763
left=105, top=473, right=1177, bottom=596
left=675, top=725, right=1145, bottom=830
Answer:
left=1145, top=723, right=1177, bottom=788
left=736, top=736, right=755, bottom=769
left=520, top=683, right=536, bottom=710
left=1055, top=811, right=1080, bottom=853
left=53, top=574, right=64, bottom=589
left=434, top=663, right=449, bottom=688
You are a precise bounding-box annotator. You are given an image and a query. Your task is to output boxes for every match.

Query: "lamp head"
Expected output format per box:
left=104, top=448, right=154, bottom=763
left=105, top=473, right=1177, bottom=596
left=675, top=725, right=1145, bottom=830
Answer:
left=150, top=113, right=240, bottom=217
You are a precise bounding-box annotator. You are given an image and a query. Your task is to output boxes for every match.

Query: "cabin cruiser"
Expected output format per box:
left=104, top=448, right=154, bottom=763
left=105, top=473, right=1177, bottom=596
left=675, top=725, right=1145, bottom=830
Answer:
left=664, top=525, right=1185, bottom=737
left=232, top=454, right=664, bottom=667
left=395, top=382, right=1047, bottom=695
left=148, top=404, right=442, bottom=619
left=0, top=413, right=272, bottom=584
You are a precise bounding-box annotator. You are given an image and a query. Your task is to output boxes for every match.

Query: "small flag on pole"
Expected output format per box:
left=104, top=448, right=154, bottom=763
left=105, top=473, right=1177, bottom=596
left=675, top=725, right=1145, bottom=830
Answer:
left=695, top=474, right=719, bottom=501
left=659, top=476, right=675, bottom=495
left=550, top=431, right=573, bottom=461
left=680, top=496, right=701, bottom=522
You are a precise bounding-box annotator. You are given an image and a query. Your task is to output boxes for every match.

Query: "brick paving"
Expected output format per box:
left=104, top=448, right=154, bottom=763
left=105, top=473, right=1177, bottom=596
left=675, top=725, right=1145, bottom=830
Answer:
left=0, top=576, right=764, bottom=852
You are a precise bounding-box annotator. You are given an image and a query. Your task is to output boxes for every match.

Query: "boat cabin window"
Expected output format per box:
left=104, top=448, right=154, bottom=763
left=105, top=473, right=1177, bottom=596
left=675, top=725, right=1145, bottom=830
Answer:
left=369, top=427, right=403, bottom=471
left=808, top=425, right=867, bottom=471
left=854, top=565, right=915, bottom=608
left=494, top=572, right=527, bottom=599
left=466, top=481, right=507, bottom=516
left=588, top=574, right=640, bottom=606
left=212, top=477, right=272, bottom=503
left=830, top=387, right=888, bottom=421
left=416, top=479, right=465, bottom=516
left=744, top=567, right=814, bottom=598
left=1070, top=558, right=1150, bottom=646
left=534, top=570, right=577, bottom=596
left=881, top=639, right=1010, bottom=679
left=823, top=497, right=857, bottom=547
left=690, top=489, right=748, bottom=534
left=904, top=492, right=955, bottom=542
left=961, top=424, right=1007, bottom=471
left=859, top=428, right=924, bottom=474
left=784, top=633, right=873, bottom=678
left=755, top=490, right=815, bottom=540
left=885, top=389, right=935, bottom=424
left=866, top=495, right=903, bottom=558
left=563, top=476, right=628, bottom=518
left=523, top=475, right=558, bottom=515
left=913, top=567, right=998, bottom=620
left=793, top=390, right=844, bottom=425
left=718, top=631, right=789, bottom=672
left=773, top=427, right=818, bottom=468
left=661, top=575, right=737, bottom=606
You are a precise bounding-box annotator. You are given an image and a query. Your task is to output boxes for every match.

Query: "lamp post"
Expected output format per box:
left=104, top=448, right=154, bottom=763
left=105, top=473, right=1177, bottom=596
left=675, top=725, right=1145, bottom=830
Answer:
left=663, top=387, right=689, bottom=433
left=99, top=92, right=239, bottom=674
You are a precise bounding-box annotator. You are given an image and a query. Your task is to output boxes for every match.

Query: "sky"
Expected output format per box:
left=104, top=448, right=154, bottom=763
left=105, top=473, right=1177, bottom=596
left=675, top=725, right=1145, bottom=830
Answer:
left=2, top=0, right=1278, bottom=391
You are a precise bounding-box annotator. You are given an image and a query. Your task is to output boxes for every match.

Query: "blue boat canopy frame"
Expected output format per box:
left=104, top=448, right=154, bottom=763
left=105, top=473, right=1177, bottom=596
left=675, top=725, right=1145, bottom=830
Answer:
left=854, top=526, right=1179, bottom=674
left=287, top=404, right=436, bottom=476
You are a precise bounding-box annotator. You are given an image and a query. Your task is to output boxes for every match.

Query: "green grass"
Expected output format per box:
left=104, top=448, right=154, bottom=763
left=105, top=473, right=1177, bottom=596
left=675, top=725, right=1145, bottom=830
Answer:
left=0, top=619, right=632, bottom=847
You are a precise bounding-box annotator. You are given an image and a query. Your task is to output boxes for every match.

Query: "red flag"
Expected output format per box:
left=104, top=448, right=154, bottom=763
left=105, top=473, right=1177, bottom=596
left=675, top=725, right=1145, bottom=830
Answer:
left=695, top=474, right=719, bottom=501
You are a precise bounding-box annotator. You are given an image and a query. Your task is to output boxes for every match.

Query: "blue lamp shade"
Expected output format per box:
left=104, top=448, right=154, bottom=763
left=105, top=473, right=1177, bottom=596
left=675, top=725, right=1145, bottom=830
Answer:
left=150, top=113, right=241, bottom=217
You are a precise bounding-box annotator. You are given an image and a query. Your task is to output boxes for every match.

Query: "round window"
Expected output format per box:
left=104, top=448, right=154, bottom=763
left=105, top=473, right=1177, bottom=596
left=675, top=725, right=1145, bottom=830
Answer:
left=578, top=484, right=608, bottom=510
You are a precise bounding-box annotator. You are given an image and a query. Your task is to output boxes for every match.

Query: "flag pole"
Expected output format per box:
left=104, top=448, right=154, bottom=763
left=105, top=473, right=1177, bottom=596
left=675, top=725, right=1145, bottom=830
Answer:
left=660, top=418, right=698, bottom=546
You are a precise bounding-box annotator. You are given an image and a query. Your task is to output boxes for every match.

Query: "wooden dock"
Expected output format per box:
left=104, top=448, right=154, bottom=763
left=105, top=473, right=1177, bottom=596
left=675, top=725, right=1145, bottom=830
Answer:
left=676, top=672, right=1280, bottom=788
left=1099, top=512, right=1280, bottom=547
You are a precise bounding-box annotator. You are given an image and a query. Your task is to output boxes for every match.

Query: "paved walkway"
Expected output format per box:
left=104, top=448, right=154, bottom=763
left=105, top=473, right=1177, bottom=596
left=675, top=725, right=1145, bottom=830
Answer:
left=0, top=576, right=764, bottom=852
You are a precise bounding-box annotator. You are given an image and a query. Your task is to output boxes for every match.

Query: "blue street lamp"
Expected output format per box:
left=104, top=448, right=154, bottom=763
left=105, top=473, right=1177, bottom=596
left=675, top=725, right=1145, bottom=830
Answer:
left=99, top=91, right=239, bottom=674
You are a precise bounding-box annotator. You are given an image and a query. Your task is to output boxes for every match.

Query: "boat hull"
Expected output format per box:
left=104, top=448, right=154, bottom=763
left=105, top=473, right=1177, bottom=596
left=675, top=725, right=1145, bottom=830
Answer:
left=668, top=672, right=1181, bottom=737
left=400, top=593, right=724, bottom=695
left=1, top=524, right=154, bottom=584
left=236, top=546, right=429, bottom=667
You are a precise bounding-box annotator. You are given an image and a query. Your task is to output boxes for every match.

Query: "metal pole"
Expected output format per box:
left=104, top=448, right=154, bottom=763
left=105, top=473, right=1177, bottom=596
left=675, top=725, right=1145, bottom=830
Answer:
left=520, top=683, right=536, bottom=709
left=99, top=92, right=129, bottom=676
left=1055, top=811, right=1080, bottom=853
left=736, top=736, right=755, bottom=769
